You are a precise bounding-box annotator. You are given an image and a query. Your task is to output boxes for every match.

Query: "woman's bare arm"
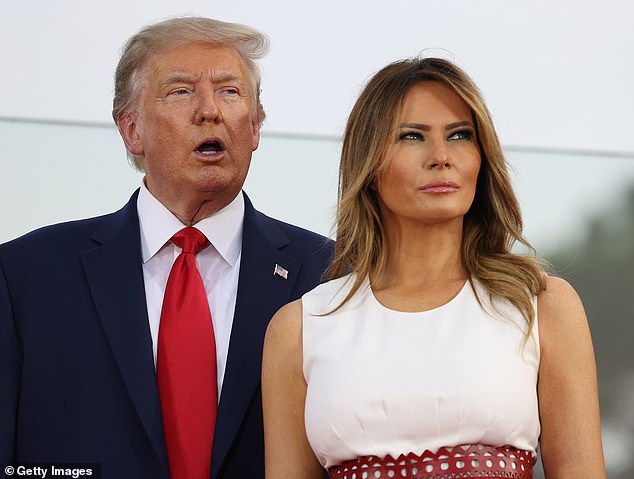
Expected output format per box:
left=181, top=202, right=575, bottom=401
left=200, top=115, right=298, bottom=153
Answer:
left=537, top=276, right=606, bottom=478
left=262, top=299, right=324, bottom=479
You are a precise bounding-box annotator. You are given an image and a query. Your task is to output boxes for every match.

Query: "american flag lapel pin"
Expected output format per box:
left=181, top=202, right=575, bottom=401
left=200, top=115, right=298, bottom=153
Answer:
left=273, top=263, right=288, bottom=280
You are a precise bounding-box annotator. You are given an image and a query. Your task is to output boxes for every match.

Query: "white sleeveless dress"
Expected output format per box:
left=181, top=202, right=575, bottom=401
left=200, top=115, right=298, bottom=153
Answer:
left=302, top=274, right=540, bottom=469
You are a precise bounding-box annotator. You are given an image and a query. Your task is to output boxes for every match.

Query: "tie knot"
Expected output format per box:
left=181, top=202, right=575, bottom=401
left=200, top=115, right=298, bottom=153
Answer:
left=171, top=227, right=208, bottom=255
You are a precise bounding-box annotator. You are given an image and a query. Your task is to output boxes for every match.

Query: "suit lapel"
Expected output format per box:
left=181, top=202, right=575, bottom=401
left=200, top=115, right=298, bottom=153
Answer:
left=80, top=191, right=168, bottom=472
left=211, top=194, right=301, bottom=477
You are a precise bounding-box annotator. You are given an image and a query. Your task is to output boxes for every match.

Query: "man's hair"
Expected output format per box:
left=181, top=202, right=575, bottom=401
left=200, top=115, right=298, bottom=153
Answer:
left=327, top=57, right=546, bottom=339
left=112, top=16, right=269, bottom=171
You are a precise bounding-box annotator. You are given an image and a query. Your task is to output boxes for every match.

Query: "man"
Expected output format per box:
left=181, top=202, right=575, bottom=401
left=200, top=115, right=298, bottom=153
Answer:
left=0, top=17, right=333, bottom=479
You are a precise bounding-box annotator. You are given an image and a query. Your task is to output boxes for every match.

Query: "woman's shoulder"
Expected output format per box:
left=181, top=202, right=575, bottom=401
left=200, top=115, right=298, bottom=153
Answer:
left=302, top=273, right=361, bottom=313
left=537, top=275, right=583, bottom=314
left=266, top=299, right=303, bottom=344
left=304, top=273, right=356, bottom=295
left=537, top=275, right=588, bottom=350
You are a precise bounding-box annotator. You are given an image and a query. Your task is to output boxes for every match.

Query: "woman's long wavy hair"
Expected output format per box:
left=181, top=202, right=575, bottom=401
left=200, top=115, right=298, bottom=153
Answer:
left=327, top=57, right=546, bottom=338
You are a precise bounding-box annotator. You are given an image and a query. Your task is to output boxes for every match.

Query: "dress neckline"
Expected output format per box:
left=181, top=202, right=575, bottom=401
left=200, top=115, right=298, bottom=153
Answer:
left=366, top=278, right=471, bottom=315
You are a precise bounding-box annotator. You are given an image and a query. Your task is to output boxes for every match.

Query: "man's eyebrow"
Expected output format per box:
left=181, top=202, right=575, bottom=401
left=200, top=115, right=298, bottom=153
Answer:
left=160, top=72, right=246, bottom=87
left=160, top=73, right=200, bottom=87
left=212, top=72, right=246, bottom=84
left=398, top=120, right=474, bottom=130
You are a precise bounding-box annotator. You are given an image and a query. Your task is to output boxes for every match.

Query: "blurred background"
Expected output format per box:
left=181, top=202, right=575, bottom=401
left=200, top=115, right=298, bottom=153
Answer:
left=1, top=1, right=633, bottom=476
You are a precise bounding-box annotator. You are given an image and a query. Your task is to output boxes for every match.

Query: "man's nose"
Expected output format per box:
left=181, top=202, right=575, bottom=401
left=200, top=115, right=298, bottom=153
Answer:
left=193, top=90, right=221, bottom=124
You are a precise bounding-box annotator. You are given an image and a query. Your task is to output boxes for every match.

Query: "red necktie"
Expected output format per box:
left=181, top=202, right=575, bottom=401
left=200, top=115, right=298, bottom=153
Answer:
left=157, top=226, right=217, bottom=479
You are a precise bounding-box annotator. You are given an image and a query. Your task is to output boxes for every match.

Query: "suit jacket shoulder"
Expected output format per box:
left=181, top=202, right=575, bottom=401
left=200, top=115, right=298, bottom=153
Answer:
left=242, top=192, right=334, bottom=290
left=0, top=191, right=139, bottom=265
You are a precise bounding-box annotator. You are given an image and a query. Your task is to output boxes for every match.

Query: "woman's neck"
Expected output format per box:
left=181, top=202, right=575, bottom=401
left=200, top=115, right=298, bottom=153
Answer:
left=374, top=218, right=466, bottom=290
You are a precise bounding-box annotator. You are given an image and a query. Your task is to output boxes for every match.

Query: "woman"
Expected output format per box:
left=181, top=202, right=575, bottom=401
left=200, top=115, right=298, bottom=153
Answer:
left=262, top=57, right=605, bottom=478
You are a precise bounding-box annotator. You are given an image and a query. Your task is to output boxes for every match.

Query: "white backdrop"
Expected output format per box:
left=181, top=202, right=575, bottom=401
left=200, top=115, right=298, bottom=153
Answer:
left=1, top=0, right=633, bottom=154
left=2, top=4, right=634, bottom=473
left=2, top=0, right=634, bottom=246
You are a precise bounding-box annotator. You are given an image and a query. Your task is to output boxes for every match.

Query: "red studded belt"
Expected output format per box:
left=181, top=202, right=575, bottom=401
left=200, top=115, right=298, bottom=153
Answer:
left=327, top=444, right=535, bottom=479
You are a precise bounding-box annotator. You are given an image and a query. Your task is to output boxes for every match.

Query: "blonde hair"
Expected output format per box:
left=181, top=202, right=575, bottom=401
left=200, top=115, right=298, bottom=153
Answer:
left=328, top=57, right=546, bottom=338
left=112, top=16, right=269, bottom=171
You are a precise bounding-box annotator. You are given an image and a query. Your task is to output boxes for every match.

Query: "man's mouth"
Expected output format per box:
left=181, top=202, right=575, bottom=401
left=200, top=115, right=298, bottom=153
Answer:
left=196, top=141, right=224, bottom=155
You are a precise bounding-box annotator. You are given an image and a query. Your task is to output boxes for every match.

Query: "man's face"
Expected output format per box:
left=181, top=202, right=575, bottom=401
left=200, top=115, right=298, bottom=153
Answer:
left=121, top=42, right=260, bottom=215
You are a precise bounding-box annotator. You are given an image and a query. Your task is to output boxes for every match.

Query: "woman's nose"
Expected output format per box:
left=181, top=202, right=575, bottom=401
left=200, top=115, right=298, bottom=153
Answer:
left=426, top=139, right=452, bottom=169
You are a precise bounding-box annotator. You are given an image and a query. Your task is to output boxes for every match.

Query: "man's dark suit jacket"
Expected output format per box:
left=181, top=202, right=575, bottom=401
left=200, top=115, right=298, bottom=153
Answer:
left=0, top=190, right=334, bottom=478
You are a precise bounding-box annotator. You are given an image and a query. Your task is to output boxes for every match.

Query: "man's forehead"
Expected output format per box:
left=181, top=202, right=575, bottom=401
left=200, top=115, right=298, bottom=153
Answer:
left=146, top=44, right=248, bottom=83
left=152, top=42, right=244, bottom=68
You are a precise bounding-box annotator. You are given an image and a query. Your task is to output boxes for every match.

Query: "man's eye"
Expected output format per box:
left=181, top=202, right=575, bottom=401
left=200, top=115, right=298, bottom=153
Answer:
left=399, top=132, right=423, bottom=141
left=170, top=88, right=190, bottom=96
left=448, top=130, right=473, bottom=141
left=223, top=88, right=240, bottom=95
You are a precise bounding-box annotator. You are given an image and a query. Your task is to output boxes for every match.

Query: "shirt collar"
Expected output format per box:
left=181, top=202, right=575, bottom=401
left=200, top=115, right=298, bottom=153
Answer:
left=137, top=182, right=244, bottom=266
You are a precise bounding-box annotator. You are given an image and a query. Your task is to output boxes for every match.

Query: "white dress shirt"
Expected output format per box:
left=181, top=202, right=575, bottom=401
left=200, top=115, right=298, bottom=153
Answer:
left=137, top=183, right=244, bottom=397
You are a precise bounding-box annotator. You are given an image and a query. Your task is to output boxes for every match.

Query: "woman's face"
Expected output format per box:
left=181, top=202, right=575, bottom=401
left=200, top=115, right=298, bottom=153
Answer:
left=375, top=81, right=481, bottom=229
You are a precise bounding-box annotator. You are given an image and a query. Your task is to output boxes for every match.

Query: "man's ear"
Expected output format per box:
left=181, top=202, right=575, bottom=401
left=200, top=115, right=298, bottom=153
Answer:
left=251, top=119, right=261, bottom=152
left=117, top=112, right=144, bottom=156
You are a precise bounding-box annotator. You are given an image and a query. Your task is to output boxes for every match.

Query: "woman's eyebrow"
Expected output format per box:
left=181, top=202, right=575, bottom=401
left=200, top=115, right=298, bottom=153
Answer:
left=398, top=120, right=474, bottom=130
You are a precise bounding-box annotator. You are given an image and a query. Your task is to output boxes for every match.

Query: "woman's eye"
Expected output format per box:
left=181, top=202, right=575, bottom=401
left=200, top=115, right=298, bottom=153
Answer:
left=448, top=130, right=473, bottom=141
left=400, top=131, right=423, bottom=141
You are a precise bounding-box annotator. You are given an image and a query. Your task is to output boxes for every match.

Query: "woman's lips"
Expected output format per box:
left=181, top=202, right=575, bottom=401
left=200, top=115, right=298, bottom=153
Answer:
left=420, top=180, right=460, bottom=193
